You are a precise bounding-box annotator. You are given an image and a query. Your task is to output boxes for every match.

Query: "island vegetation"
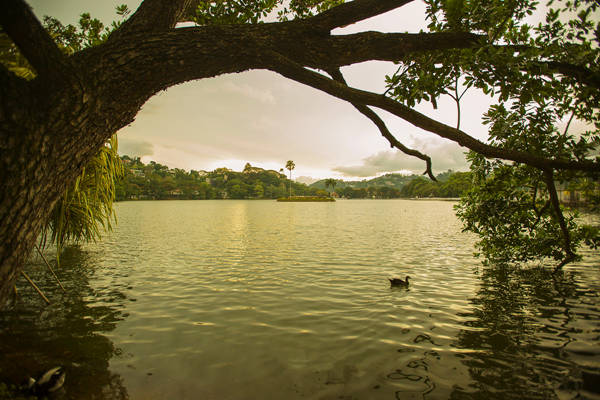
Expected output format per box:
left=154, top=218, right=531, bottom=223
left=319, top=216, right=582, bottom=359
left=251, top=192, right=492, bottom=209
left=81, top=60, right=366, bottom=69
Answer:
left=276, top=196, right=335, bottom=202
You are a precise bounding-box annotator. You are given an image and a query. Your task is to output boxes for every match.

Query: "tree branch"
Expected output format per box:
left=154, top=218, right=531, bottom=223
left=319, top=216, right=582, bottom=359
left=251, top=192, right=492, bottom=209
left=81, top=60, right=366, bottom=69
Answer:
left=563, top=111, right=575, bottom=136
left=0, top=62, right=29, bottom=108
left=109, top=0, right=197, bottom=41
left=84, top=27, right=484, bottom=113
left=327, top=68, right=436, bottom=180
left=0, top=0, right=67, bottom=79
left=529, top=180, right=551, bottom=233
left=265, top=51, right=600, bottom=173
left=319, top=31, right=482, bottom=68
left=404, top=44, right=600, bottom=90
left=543, top=169, right=577, bottom=272
left=308, top=0, right=416, bottom=31
left=540, top=61, right=600, bottom=90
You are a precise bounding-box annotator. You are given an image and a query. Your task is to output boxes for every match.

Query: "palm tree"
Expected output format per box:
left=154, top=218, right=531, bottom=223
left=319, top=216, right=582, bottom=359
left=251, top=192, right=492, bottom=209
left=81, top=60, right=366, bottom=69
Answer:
left=285, top=160, right=295, bottom=198
left=324, top=178, right=337, bottom=197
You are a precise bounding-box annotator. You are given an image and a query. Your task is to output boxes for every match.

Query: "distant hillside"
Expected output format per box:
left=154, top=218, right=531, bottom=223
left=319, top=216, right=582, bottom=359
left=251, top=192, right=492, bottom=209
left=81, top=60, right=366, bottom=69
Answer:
left=310, top=171, right=473, bottom=199
left=116, top=157, right=327, bottom=201
left=310, top=173, right=418, bottom=190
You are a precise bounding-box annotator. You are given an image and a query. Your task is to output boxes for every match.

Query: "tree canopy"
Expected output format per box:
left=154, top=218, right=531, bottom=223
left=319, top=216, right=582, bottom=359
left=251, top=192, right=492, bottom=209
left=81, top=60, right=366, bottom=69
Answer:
left=1, top=0, right=599, bottom=306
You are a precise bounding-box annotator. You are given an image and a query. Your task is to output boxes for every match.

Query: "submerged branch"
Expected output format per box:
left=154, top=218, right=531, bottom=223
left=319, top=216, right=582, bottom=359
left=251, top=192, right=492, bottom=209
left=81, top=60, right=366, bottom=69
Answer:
left=543, top=169, right=577, bottom=271
left=20, top=271, right=50, bottom=305
left=35, top=244, right=66, bottom=293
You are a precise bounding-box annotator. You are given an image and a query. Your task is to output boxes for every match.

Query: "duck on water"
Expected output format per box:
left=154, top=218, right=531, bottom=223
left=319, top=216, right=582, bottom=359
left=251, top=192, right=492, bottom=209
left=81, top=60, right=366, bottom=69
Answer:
left=389, top=276, right=410, bottom=287
left=27, top=366, right=66, bottom=396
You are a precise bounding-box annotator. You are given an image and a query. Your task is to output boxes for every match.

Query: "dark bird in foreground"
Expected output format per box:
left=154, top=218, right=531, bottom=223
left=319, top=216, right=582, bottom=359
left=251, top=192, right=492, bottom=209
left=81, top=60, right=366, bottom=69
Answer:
left=27, top=366, right=66, bottom=396
left=389, top=276, right=410, bottom=287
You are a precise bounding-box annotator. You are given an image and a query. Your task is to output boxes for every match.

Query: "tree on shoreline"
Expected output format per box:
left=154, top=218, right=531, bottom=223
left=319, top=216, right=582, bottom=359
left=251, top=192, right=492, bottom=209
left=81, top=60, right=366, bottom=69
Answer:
left=1, top=0, right=599, bottom=306
left=324, top=178, right=337, bottom=197
left=285, top=160, right=296, bottom=198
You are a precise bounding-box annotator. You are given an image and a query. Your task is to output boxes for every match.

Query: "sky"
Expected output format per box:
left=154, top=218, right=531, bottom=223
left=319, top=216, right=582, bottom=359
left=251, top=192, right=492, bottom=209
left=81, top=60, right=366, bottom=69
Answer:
left=28, top=0, right=496, bottom=182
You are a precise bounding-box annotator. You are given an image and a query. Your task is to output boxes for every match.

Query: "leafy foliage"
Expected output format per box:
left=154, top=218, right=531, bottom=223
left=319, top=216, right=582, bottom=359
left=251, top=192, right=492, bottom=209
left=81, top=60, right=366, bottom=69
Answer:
left=116, top=159, right=476, bottom=200
left=401, top=171, right=473, bottom=198
left=384, top=0, right=600, bottom=268
left=42, top=5, right=129, bottom=54
left=456, top=157, right=598, bottom=266
left=41, top=137, right=123, bottom=257
left=191, top=0, right=344, bottom=25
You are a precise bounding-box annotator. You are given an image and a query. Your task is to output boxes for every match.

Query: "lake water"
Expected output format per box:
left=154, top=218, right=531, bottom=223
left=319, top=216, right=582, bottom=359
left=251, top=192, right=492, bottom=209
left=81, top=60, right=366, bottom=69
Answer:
left=1, top=200, right=599, bottom=399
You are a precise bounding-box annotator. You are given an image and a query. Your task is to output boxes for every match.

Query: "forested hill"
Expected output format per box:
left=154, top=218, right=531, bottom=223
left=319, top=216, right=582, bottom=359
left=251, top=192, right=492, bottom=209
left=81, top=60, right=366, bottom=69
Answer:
left=311, top=173, right=416, bottom=190
left=115, top=156, right=324, bottom=201
left=310, top=171, right=473, bottom=199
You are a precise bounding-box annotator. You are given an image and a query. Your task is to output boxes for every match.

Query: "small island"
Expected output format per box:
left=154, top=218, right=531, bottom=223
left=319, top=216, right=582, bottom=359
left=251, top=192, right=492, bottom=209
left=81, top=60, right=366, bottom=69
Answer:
left=277, top=196, right=335, bottom=202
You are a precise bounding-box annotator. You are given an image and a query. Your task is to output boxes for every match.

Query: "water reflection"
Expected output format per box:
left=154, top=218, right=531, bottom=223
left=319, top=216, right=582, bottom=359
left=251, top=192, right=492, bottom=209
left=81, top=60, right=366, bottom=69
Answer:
left=0, top=247, right=129, bottom=399
left=452, top=263, right=600, bottom=399
left=387, top=350, right=438, bottom=400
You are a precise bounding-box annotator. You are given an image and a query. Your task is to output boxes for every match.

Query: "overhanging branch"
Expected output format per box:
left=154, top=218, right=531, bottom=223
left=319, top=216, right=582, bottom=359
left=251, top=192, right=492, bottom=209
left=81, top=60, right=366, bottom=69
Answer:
left=308, top=0, right=415, bottom=31
left=531, top=61, right=600, bottom=90
left=327, top=68, right=436, bottom=180
left=84, top=26, right=485, bottom=109
left=0, top=0, right=67, bottom=79
left=109, top=0, right=197, bottom=41
left=266, top=51, right=600, bottom=173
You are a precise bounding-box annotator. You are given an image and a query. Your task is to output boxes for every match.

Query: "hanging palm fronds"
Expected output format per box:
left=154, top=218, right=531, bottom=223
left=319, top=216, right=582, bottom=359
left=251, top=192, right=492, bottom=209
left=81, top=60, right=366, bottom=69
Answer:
left=40, top=136, right=123, bottom=260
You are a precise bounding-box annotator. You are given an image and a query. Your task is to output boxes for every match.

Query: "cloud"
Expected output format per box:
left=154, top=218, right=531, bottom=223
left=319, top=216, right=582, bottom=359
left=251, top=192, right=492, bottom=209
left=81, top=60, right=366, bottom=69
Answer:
left=333, top=139, right=470, bottom=177
left=118, top=137, right=154, bottom=157
left=222, top=81, right=275, bottom=104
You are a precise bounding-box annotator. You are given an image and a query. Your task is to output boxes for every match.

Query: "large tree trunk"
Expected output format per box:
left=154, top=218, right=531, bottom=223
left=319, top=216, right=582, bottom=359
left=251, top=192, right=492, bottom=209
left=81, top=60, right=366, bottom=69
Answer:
left=0, top=74, right=100, bottom=306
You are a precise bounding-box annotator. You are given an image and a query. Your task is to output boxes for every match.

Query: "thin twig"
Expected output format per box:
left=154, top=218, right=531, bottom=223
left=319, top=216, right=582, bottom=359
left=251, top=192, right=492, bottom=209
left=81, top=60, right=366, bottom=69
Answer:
left=454, top=77, right=461, bottom=130
left=21, top=271, right=51, bottom=305
left=383, top=64, right=413, bottom=96
left=563, top=110, right=575, bottom=136
left=35, top=244, right=66, bottom=293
